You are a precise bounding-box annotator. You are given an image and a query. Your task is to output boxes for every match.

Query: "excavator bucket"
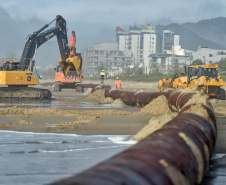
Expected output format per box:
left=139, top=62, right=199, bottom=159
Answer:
left=58, top=56, right=82, bottom=76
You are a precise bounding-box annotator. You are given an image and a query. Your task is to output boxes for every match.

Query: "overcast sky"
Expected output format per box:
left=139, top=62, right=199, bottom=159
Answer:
left=0, top=0, right=226, bottom=65
left=1, top=0, right=226, bottom=24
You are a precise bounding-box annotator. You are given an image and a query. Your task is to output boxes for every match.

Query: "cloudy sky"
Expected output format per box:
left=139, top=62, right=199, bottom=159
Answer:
left=0, top=0, right=226, bottom=65
left=1, top=0, right=226, bottom=24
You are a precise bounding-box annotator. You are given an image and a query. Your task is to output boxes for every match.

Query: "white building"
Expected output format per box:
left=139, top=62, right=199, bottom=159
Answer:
left=192, top=46, right=226, bottom=64
left=116, top=25, right=157, bottom=73
left=83, top=42, right=134, bottom=76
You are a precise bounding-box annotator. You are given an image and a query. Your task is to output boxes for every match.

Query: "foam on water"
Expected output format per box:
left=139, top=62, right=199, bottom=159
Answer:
left=0, top=130, right=80, bottom=137
left=211, top=153, right=226, bottom=160
left=108, top=136, right=137, bottom=145
left=37, top=145, right=128, bottom=153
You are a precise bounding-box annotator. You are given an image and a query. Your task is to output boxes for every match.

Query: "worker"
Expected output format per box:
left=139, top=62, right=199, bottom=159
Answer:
left=99, top=70, right=105, bottom=84
left=115, top=77, right=121, bottom=89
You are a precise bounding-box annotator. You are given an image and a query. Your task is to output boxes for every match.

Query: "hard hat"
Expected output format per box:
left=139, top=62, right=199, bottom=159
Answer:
left=102, top=70, right=104, bottom=72
left=116, top=77, right=119, bottom=80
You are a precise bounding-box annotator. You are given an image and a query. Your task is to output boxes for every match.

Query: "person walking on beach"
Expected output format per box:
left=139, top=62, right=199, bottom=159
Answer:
left=99, top=70, right=106, bottom=84
left=115, top=77, right=121, bottom=89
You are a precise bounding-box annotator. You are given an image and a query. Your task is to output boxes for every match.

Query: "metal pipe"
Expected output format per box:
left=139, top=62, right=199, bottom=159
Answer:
left=50, top=102, right=216, bottom=185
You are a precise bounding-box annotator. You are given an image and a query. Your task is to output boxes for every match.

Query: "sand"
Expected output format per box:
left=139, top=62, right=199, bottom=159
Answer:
left=1, top=81, right=225, bottom=139
left=138, top=95, right=173, bottom=115
left=0, top=106, right=132, bottom=116
left=83, top=89, right=106, bottom=102
left=133, top=115, right=174, bottom=141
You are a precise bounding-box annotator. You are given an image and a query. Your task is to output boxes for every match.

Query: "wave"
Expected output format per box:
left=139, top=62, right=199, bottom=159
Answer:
left=108, top=136, right=137, bottom=145
left=0, top=130, right=80, bottom=137
left=25, top=141, right=72, bottom=144
left=28, top=145, right=128, bottom=153
left=211, top=153, right=226, bottom=160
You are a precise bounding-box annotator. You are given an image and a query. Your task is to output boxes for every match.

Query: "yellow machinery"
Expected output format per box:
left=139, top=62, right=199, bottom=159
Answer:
left=0, top=15, right=82, bottom=100
left=158, top=64, right=226, bottom=99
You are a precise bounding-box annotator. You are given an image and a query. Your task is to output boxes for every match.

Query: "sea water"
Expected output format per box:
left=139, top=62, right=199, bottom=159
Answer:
left=0, top=131, right=136, bottom=185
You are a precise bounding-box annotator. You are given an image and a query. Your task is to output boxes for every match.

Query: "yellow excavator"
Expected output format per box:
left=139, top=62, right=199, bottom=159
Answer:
left=158, top=64, right=226, bottom=100
left=0, top=15, right=82, bottom=100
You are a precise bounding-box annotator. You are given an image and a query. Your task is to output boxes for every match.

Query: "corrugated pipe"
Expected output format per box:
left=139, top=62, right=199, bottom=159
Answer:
left=105, top=90, right=195, bottom=110
left=82, top=84, right=111, bottom=93
left=50, top=91, right=216, bottom=185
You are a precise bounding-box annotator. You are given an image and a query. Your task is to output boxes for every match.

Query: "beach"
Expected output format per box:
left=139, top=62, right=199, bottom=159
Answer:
left=1, top=80, right=226, bottom=184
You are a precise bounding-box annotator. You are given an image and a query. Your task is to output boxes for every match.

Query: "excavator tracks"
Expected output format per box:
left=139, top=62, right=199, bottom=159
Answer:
left=0, top=87, right=52, bottom=100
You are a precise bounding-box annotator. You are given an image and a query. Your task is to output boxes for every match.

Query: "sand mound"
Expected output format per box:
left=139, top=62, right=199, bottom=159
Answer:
left=176, top=86, right=200, bottom=94
left=0, top=123, right=12, bottom=126
left=1, top=106, right=65, bottom=116
left=135, top=90, right=144, bottom=95
left=133, top=115, right=174, bottom=141
left=112, top=99, right=124, bottom=105
left=0, top=106, right=131, bottom=116
left=83, top=88, right=92, bottom=96
left=102, top=97, right=114, bottom=103
left=214, top=106, right=226, bottom=116
left=15, top=120, right=34, bottom=125
left=138, top=95, right=173, bottom=115
left=182, top=91, right=212, bottom=110
left=46, top=115, right=98, bottom=129
left=83, top=89, right=106, bottom=102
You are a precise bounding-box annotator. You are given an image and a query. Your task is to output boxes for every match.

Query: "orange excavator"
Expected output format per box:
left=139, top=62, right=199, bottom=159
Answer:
left=0, top=15, right=82, bottom=99
left=54, top=31, right=83, bottom=92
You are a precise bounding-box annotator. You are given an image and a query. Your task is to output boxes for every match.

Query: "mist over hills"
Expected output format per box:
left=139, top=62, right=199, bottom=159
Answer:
left=0, top=5, right=226, bottom=66
left=166, top=22, right=225, bottom=51
left=182, top=17, right=226, bottom=49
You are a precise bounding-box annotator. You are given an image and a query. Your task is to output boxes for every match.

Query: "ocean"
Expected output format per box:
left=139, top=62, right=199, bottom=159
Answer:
left=0, top=131, right=135, bottom=185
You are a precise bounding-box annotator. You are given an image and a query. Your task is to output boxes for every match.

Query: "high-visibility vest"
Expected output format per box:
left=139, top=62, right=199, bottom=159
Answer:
left=100, top=72, right=105, bottom=77
left=115, top=80, right=121, bottom=88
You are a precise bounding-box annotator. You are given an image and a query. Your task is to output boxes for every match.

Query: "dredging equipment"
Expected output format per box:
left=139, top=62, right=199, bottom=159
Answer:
left=50, top=90, right=216, bottom=185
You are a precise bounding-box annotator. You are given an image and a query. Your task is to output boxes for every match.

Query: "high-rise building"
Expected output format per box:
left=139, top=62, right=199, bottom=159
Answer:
left=116, top=25, right=157, bottom=73
left=83, top=42, right=134, bottom=76
left=116, top=25, right=180, bottom=74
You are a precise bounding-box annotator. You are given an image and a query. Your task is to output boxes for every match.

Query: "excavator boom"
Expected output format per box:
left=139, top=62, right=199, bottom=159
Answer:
left=0, top=15, right=82, bottom=100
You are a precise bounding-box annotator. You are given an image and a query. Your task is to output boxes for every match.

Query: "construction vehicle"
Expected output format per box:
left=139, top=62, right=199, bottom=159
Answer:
left=54, top=31, right=83, bottom=92
left=0, top=15, right=82, bottom=100
left=158, top=64, right=226, bottom=100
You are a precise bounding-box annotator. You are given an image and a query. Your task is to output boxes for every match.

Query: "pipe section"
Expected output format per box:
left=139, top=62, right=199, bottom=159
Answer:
left=82, top=84, right=111, bottom=93
left=105, top=90, right=194, bottom=109
left=50, top=91, right=216, bottom=185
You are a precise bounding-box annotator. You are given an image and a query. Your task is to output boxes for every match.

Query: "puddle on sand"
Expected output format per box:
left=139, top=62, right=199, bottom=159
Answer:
left=0, top=99, right=129, bottom=110
left=201, top=153, right=226, bottom=185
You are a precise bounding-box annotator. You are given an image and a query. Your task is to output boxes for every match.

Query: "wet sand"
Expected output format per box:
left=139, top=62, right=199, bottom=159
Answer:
left=1, top=81, right=226, bottom=184
left=0, top=114, right=152, bottom=135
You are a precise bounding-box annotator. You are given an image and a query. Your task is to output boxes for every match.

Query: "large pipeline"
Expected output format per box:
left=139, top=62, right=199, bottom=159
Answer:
left=50, top=90, right=216, bottom=185
left=105, top=90, right=195, bottom=110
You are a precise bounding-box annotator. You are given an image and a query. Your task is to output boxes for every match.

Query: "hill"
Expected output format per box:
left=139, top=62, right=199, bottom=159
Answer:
left=166, top=23, right=225, bottom=51
left=182, top=17, right=226, bottom=48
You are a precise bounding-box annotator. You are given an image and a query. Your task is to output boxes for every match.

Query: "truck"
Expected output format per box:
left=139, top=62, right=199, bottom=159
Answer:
left=0, top=15, right=82, bottom=100
left=158, top=64, right=226, bottom=99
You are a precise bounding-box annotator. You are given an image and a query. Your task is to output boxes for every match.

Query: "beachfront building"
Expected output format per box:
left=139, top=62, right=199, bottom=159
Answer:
left=116, top=26, right=157, bottom=74
left=116, top=25, right=180, bottom=74
left=155, top=24, right=180, bottom=53
left=149, top=45, right=192, bottom=74
left=192, top=46, right=226, bottom=64
left=83, top=42, right=134, bottom=77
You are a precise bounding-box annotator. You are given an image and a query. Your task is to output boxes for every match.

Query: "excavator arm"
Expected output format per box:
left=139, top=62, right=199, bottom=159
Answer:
left=20, top=15, right=81, bottom=76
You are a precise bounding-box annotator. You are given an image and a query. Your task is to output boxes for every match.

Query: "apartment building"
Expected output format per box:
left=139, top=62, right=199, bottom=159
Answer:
left=83, top=42, right=134, bottom=76
left=116, top=25, right=157, bottom=73
left=116, top=25, right=180, bottom=74
left=192, top=46, right=226, bottom=64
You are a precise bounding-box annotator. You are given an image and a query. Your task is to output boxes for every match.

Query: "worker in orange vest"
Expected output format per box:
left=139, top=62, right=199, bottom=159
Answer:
left=115, top=77, right=121, bottom=89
